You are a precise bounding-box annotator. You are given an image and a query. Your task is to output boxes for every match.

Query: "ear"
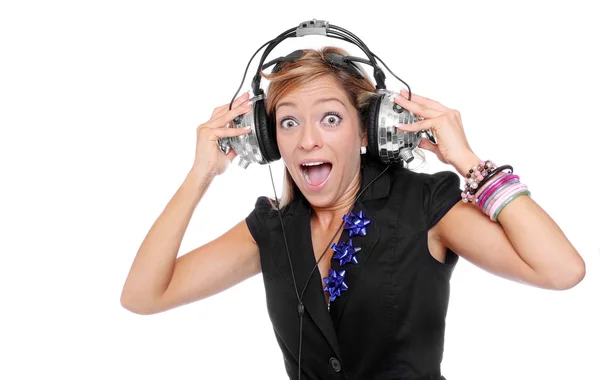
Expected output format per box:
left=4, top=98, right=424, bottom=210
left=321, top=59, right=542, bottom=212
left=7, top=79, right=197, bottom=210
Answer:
left=360, top=131, right=368, bottom=148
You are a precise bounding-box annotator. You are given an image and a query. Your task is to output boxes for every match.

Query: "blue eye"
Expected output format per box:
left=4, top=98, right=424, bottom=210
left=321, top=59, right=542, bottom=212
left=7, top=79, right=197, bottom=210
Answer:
left=321, top=112, right=343, bottom=127
left=279, top=118, right=299, bottom=129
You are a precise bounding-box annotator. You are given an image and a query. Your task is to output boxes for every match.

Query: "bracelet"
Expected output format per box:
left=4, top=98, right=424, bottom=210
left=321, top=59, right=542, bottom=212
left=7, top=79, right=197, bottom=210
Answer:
left=476, top=164, right=513, bottom=192
left=459, top=158, right=532, bottom=221
left=474, top=171, right=507, bottom=199
left=492, top=189, right=531, bottom=222
left=488, top=183, right=528, bottom=219
left=461, top=160, right=496, bottom=202
left=482, top=178, right=521, bottom=215
left=477, top=174, right=519, bottom=207
left=461, top=161, right=513, bottom=203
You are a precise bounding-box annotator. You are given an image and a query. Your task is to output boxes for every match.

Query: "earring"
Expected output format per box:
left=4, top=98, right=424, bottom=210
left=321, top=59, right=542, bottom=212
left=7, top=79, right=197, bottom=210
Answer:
left=360, top=146, right=367, bottom=155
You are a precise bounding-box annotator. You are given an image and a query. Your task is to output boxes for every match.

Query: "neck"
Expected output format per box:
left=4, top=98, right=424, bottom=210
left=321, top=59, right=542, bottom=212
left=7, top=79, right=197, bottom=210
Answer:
left=311, top=168, right=362, bottom=230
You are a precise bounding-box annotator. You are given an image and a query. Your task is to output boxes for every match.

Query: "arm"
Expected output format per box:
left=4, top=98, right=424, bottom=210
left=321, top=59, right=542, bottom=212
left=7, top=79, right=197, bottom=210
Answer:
left=433, top=153, right=585, bottom=290
left=120, top=170, right=260, bottom=315
left=394, top=92, right=585, bottom=290
left=121, top=92, right=259, bottom=314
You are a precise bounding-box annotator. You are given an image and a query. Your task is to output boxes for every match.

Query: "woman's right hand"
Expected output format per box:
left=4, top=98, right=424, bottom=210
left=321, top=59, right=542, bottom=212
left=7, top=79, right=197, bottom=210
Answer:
left=191, top=91, right=253, bottom=179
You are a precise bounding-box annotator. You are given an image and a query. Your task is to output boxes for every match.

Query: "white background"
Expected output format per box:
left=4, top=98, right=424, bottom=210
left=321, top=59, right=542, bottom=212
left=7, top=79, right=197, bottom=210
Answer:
left=1, top=1, right=599, bottom=379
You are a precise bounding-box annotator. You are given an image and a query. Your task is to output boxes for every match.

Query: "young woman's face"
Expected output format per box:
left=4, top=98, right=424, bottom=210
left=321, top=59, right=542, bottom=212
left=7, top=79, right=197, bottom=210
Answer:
left=275, top=75, right=367, bottom=208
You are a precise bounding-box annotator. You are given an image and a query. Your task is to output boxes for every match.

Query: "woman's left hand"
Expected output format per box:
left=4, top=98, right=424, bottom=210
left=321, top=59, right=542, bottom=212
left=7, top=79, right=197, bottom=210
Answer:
left=394, top=90, right=479, bottom=173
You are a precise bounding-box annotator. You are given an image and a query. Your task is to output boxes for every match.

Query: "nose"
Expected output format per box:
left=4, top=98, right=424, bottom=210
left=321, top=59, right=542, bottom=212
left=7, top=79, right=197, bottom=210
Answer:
left=298, top=122, right=323, bottom=151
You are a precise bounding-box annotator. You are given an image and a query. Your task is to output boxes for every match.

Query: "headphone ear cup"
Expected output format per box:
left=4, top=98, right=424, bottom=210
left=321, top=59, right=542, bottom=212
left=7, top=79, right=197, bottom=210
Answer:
left=254, top=97, right=281, bottom=163
left=366, top=95, right=383, bottom=161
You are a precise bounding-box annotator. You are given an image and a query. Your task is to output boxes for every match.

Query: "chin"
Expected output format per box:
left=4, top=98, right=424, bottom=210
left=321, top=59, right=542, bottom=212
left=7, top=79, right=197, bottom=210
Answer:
left=295, top=176, right=340, bottom=210
left=303, top=192, right=336, bottom=208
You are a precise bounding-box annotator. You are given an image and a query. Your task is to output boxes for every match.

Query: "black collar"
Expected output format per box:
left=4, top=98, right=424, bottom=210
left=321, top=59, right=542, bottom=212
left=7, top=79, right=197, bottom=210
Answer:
left=357, top=158, right=396, bottom=202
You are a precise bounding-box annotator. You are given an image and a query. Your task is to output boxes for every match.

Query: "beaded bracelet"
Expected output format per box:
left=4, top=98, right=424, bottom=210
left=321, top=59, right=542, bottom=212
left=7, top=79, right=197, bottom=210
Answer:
left=461, top=162, right=513, bottom=203
left=461, top=160, right=496, bottom=203
left=460, top=159, right=530, bottom=221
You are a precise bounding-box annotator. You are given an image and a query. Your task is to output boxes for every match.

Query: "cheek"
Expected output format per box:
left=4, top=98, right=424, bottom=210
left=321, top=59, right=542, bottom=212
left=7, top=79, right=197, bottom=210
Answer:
left=328, top=132, right=360, bottom=165
left=334, top=124, right=362, bottom=150
left=276, top=132, right=295, bottom=159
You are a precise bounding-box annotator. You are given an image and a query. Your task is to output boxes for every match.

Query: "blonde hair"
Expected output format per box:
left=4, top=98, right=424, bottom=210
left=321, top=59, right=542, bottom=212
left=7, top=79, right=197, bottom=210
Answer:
left=262, top=46, right=378, bottom=208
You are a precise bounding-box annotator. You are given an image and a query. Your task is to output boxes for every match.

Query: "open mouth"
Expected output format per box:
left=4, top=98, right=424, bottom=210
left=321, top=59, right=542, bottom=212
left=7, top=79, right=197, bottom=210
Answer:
left=300, top=161, right=333, bottom=187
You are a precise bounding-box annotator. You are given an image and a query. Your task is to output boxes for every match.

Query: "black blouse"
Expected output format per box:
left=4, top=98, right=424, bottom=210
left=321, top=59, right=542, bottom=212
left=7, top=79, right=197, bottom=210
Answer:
left=245, top=159, right=462, bottom=380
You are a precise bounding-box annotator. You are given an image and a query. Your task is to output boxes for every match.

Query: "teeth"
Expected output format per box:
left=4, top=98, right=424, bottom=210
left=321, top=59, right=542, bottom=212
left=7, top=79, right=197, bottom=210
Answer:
left=302, top=167, right=312, bottom=185
left=301, top=162, right=324, bottom=166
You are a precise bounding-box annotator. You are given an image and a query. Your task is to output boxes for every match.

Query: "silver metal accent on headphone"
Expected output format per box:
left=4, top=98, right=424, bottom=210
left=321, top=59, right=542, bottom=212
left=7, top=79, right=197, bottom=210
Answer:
left=375, top=89, right=426, bottom=164
left=399, top=149, right=415, bottom=163
left=296, top=19, right=329, bottom=37
left=217, top=131, right=231, bottom=155
left=217, top=94, right=267, bottom=169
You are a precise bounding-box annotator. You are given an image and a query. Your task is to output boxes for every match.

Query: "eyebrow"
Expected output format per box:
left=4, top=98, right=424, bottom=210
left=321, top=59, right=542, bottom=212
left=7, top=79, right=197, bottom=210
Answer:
left=276, top=97, right=348, bottom=112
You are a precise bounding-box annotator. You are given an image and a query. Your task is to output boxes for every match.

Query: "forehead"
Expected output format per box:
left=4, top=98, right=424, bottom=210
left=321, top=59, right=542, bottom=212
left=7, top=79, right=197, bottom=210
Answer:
left=276, top=75, right=351, bottom=108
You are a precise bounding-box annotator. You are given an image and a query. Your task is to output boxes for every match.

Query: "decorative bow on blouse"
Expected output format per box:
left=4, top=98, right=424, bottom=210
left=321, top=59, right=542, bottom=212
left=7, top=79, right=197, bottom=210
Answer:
left=324, top=210, right=371, bottom=303
left=343, top=211, right=371, bottom=237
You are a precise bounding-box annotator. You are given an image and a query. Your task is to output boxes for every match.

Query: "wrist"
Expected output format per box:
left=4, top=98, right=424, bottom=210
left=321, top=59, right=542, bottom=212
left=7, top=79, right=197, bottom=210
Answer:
left=451, top=151, right=481, bottom=175
left=186, top=168, right=214, bottom=189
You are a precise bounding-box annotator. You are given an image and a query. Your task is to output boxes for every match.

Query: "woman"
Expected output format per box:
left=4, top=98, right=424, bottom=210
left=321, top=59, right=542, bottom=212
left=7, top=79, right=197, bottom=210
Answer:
left=120, top=47, right=585, bottom=379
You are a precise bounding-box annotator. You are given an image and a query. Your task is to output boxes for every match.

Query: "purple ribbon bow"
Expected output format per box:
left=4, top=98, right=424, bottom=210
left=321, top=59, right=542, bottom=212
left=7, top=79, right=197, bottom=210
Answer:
left=332, top=239, right=361, bottom=266
left=323, top=269, right=348, bottom=302
left=343, top=210, right=371, bottom=237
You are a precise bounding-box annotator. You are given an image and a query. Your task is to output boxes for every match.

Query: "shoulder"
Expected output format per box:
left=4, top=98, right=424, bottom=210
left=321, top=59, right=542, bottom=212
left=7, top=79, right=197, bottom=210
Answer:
left=249, top=196, right=301, bottom=220
left=245, top=195, right=304, bottom=243
left=388, top=165, right=460, bottom=196
left=389, top=166, right=463, bottom=228
left=391, top=164, right=460, bottom=186
left=252, top=196, right=276, bottom=216
left=245, top=196, right=276, bottom=232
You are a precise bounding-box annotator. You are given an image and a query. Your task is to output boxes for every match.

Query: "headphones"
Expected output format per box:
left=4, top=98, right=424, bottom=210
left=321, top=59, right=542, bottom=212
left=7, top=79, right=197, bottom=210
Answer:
left=218, top=19, right=435, bottom=168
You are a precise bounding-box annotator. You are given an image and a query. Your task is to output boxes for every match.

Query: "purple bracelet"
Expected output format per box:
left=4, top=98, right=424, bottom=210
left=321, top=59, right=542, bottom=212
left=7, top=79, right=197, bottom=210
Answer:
left=489, top=183, right=528, bottom=220
left=483, top=179, right=521, bottom=215
left=475, top=172, right=508, bottom=206
left=477, top=174, right=520, bottom=208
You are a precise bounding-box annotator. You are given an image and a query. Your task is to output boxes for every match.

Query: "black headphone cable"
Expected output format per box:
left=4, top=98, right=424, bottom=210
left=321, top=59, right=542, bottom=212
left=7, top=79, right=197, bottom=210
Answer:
left=268, top=163, right=390, bottom=379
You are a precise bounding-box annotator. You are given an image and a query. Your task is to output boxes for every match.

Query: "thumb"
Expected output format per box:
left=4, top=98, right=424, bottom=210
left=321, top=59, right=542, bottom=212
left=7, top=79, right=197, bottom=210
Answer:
left=226, top=149, right=237, bottom=162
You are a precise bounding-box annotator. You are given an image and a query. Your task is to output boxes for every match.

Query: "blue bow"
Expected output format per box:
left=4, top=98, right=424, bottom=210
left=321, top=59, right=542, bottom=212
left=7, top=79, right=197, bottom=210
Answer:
left=332, top=239, right=361, bottom=266
left=323, top=269, right=348, bottom=302
left=343, top=210, right=371, bottom=237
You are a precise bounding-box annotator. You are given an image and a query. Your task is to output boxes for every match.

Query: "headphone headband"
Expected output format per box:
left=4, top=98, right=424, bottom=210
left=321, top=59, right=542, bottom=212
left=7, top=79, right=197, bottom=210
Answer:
left=261, top=49, right=366, bottom=80
left=250, top=19, right=387, bottom=95
left=229, top=19, right=412, bottom=112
